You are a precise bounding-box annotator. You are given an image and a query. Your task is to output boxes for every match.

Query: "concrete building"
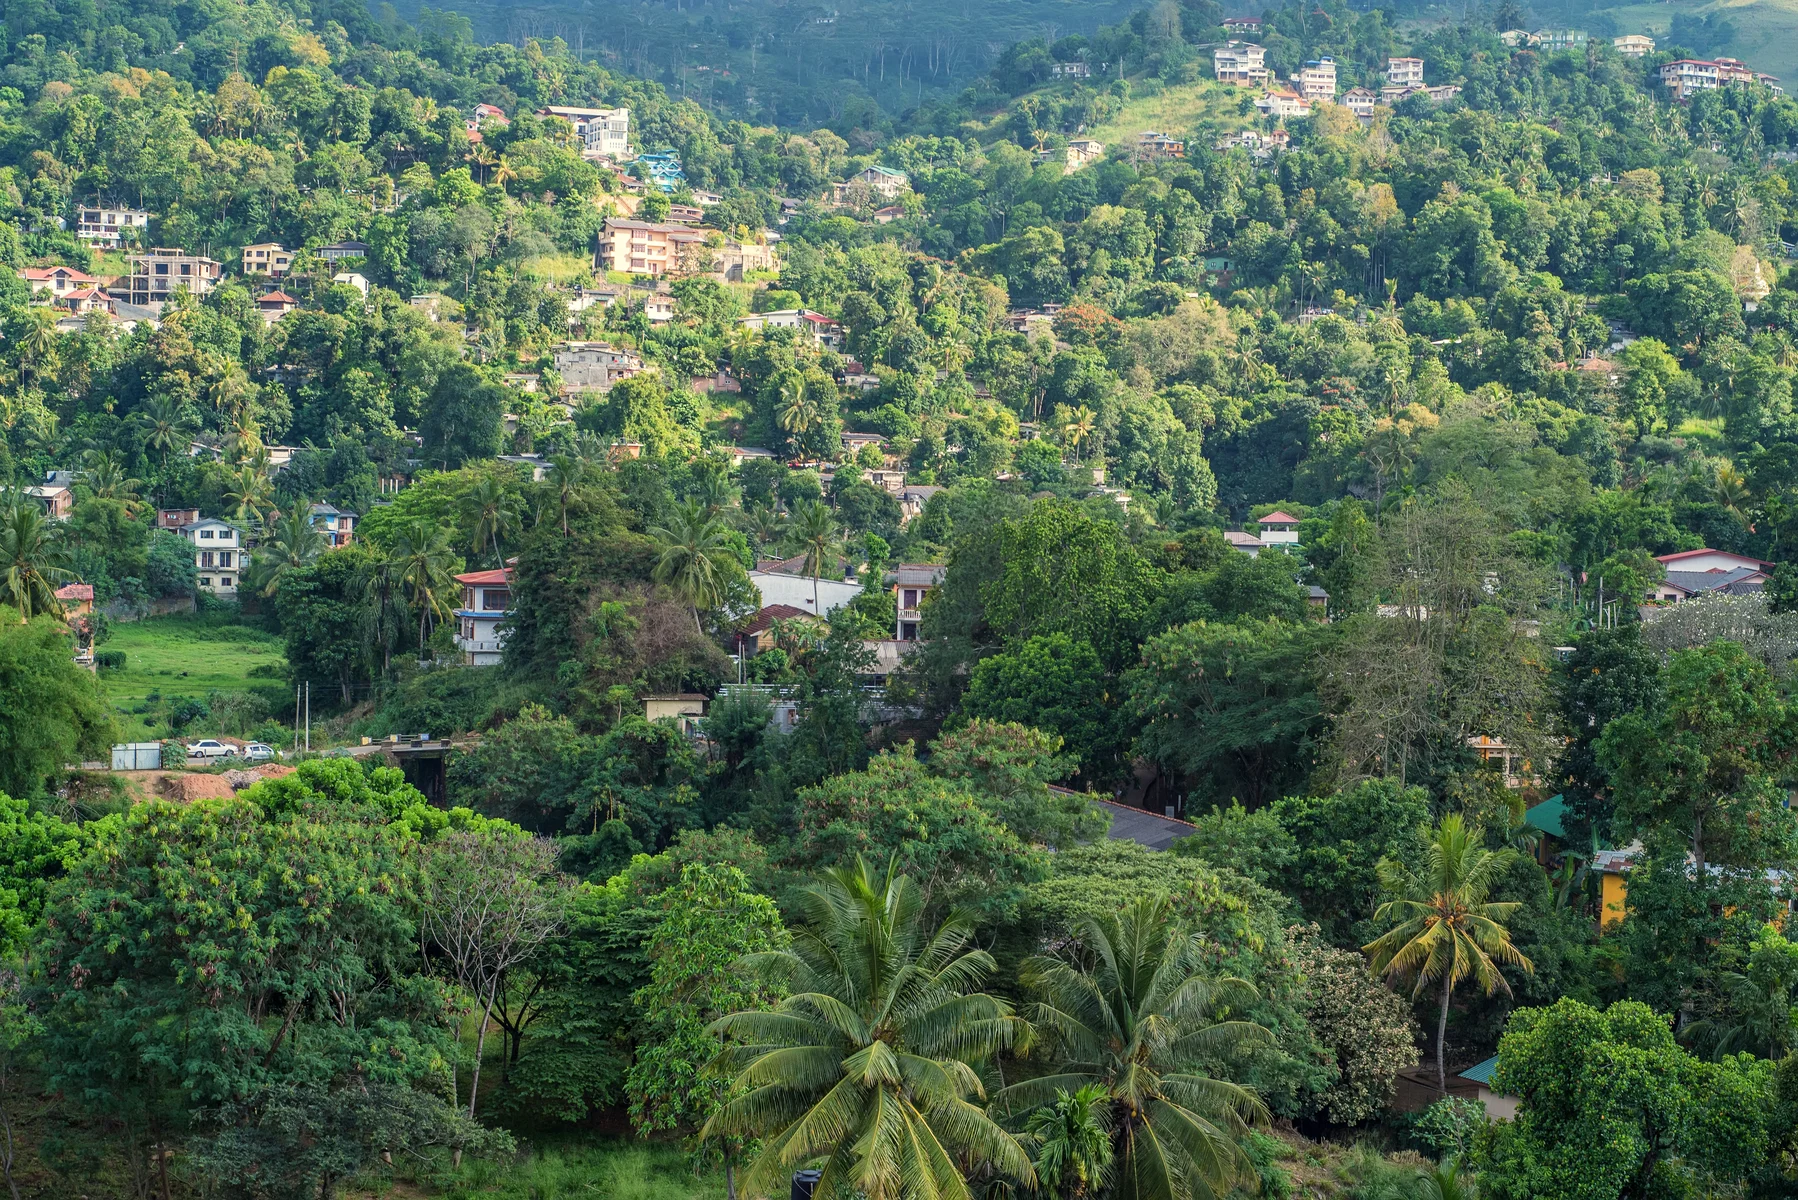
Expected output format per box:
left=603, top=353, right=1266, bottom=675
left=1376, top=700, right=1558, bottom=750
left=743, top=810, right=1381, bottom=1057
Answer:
left=180, top=518, right=242, bottom=596
left=19, top=266, right=101, bottom=299
left=1256, top=510, right=1302, bottom=546
left=307, top=503, right=356, bottom=547
left=25, top=484, right=72, bottom=520
left=1064, top=138, right=1106, bottom=170
left=893, top=563, right=946, bottom=641
left=1341, top=86, right=1379, bottom=118
left=536, top=106, right=631, bottom=157
left=255, top=290, right=298, bottom=323
left=1386, top=56, right=1425, bottom=87
left=596, top=218, right=709, bottom=278
left=317, top=240, right=370, bottom=263
left=749, top=556, right=864, bottom=615
left=1535, top=29, right=1588, bottom=51
left=832, top=165, right=911, bottom=203
left=1135, top=131, right=1187, bottom=159
left=735, top=309, right=843, bottom=351
left=1661, top=57, right=1783, bottom=100
left=1295, top=56, right=1338, bottom=101
left=1212, top=41, right=1270, bottom=86
left=113, top=249, right=221, bottom=306
left=552, top=341, right=646, bottom=394
left=242, top=243, right=293, bottom=276
left=1254, top=90, right=1313, bottom=119
left=453, top=568, right=512, bottom=666
left=75, top=203, right=150, bottom=248
left=1612, top=34, right=1655, bottom=58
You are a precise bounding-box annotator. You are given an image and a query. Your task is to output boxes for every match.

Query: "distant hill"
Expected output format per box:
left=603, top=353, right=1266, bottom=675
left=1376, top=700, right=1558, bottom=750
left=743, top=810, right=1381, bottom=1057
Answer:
left=390, top=0, right=1138, bottom=126
left=1547, top=0, right=1798, bottom=89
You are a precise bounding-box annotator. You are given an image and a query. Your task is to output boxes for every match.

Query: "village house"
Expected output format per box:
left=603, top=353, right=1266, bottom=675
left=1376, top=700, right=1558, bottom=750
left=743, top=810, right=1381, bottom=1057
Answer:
left=735, top=309, right=843, bottom=350
left=255, top=290, right=299, bottom=323
left=1064, top=138, right=1106, bottom=170
left=157, top=508, right=200, bottom=531
left=25, top=483, right=72, bottom=520
left=242, top=243, right=294, bottom=276
left=1255, top=510, right=1302, bottom=547
left=1387, top=56, right=1425, bottom=87
left=709, top=238, right=778, bottom=284
left=552, top=341, right=646, bottom=393
left=535, top=106, right=630, bottom=156
left=180, top=517, right=243, bottom=596
left=749, top=555, right=864, bottom=615
left=19, top=266, right=102, bottom=298
left=1225, top=530, right=1265, bottom=556
left=54, top=286, right=111, bottom=316
left=1213, top=41, right=1269, bottom=86
left=1051, top=61, right=1091, bottom=78
left=1136, top=131, right=1187, bottom=159
left=307, top=503, right=356, bottom=547
left=453, top=567, right=513, bottom=666
left=1645, top=548, right=1775, bottom=602
left=1341, top=87, right=1379, bottom=118
left=1613, top=34, right=1655, bottom=58
left=1660, top=57, right=1783, bottom=100
left=1535, top=28, right=1588, bottom=51
left=596, top=217, right=709, bottom=277
left=75, top=202, right=150, bottom=248
left=1223, top=15, right=1264, bottom=33
left=1255, top=90, right=1313, bottom=119
left=832, top=165, right=911, bottom=204
left=113, top=248, right=221, bottom=306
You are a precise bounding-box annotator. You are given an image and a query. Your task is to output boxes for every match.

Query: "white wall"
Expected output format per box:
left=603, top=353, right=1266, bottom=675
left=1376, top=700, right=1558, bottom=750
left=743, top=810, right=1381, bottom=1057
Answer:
left=750, top=572, right=864, bottom=615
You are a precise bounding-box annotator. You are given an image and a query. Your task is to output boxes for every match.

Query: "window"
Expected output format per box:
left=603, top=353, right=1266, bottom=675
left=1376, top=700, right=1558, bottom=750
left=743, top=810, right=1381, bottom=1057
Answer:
left=219, top=576, right=232, bottom=587
left=201, top=552, right=215, bottom=568
left=482, top=589, right=511, bottom=611
left=200, top=529, right=214, bottom=539
left=901, top=622, right=919, bottom=640
left=902, top=589, right=917, bottom=609
left=218, top=552, right=233, bottom=568
left=200, top=576, right=212, bottom=587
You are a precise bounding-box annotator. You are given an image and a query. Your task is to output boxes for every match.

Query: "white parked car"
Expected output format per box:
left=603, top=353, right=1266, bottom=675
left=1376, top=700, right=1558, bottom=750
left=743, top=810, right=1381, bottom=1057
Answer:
left=185, top=740, right=238, bottom=760
left=242, top=743, right=277, bottom=761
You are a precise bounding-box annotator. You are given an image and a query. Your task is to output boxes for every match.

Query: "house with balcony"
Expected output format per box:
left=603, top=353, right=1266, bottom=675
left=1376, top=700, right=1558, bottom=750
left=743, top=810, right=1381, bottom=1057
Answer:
left=113, top=249, right=222, bottom=306
left=19, top=266, right=102, bottom=299
left=735, top=309, right=843, bottom=350
left=831, top=166, right=911, bottom=204
left=1255, top=510, right=1302, bottom=547
left=596, top=217, right=709, bottom=278
left=179, top=518, right=243, bottom=595
left=1342, top=87, right=1379, bottom=119
left=893, top=563, right=946, bottom=641
left=536, top=106, right=630, bottom=157
left=1212, top=41, right=1269, bottom=86
left=454, top=568, right=512, bottom=665
left=75, top=203, right=150, bottom=248
left=1386, top=56, right=1425, bottom=87
left=317, top=240, right=370, bottom=263
left=308, top=503, right=356, bottom=547
left=1295, top=57, right=1338, bottom=101
left=1254, top=90, right=1312, bottom=119
left=1613, top=34, right=1654, bottom=58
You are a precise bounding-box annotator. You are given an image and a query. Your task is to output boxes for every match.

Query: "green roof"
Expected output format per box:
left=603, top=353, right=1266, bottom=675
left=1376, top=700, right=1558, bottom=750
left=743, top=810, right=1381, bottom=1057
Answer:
left=1460, top=1055, right=1500, bottom=1085
left=1525, top=794, right=1566, bottom=839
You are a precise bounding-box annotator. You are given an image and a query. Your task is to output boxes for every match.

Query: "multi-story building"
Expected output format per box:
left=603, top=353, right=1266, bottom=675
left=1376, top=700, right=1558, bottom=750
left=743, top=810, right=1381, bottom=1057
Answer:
left=180, top=518, right=242, bottom=595
left=1064, top=138, right=1106, bottom=169
left=243, top=243, right=293, bottom=276
left=596, top=217, right=709, bottom=278
left=1136, top=131, right=1187, bottom=159
left=552, top=341, right=646, bottom=393
left=317, top=240, right=370, bottom=263
left=307, top=503, right=356, bottom=547
left=1535, top=29, right=1588, bottom=51
left=1213, top=41, right=1269, bottom=85
left=1256, top=510, right=1302, bottom=547
left=112, top=249, right=221, bottom=306
left=893, top=564, right=946, bottom=641
left=1386, top=56, right=1425, bottom=87
left=1222, top=15, right=1264, bottom=34
left=75, top=203, right=150, bottom=248
left=537, top=106, right=631, bottom=157
left=1295, top=56, right=1339, bottom=101
left=1661, top=57, right=1784, bottom=100
left=1612, top=34, right=1655, bottom=58
left=453, top=568, right=512, bottom=666
left=831, top=165, right=912, bottom=205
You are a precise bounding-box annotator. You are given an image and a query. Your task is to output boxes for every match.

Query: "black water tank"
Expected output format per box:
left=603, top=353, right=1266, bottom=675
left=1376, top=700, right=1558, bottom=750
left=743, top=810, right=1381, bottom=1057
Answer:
left=792, top=1168, right=823, bottom=1200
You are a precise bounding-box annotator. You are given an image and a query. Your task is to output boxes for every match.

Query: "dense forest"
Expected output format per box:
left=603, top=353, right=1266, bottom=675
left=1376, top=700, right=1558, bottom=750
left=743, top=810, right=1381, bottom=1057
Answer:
left=4, top=0, right=1798, bottom=1195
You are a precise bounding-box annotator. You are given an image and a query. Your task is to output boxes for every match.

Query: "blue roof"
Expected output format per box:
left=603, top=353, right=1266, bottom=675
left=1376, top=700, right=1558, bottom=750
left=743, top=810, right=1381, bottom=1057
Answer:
left=1525, top=794, right=1566, bottom=839
left=1459, top=1055, right=1499, bottom=1085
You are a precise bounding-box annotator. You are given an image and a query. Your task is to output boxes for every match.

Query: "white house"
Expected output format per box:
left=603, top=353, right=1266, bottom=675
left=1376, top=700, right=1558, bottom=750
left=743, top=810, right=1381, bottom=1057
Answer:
left=1341, top=87, right=1379, bottom=118
left=1613, top=34, right=1654, bottom=58
left=750, top=556, right=864, bottom=615
left=832, top=166, right=911, bottom=203
left=736, top=309, right=843, bottom=351
left=1295, top=57, right=1338, bottom=101
left=1387, top=56, right=1425, bottom=87
left=180, top=518, right=243, bottom=596
left=454, top=568, right=512, bottom=666
left=1255, top=90, right=1313, bottom=119
left=1225, top=530, right=1265, bottom=557
left=536, top=106, right=631, bottom=157
left=1256, top=510, right=1302, bottom=547
left=1213, top=41, right=1270, bottom=86
left=76, top=203, right=150, bottom=248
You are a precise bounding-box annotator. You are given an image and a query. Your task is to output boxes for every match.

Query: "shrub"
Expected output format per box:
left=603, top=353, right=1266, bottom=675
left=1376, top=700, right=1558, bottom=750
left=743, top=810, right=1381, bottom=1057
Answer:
left=94, top=650, right=126, bottom=671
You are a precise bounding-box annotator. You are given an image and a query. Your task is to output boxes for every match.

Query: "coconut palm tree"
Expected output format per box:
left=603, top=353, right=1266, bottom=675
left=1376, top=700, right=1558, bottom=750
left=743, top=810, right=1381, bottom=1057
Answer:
left=387, top=519, right=460, bottom=654
left=355, top=555, right=412, bottom=675
left=1026, top=1085, right=1115, bottom=1200
left=249, top=504, right=327, bottom=598
left=545, top=453, right=590, bottom=536
left=463, top=474, right=523, bottom=566
left=994, top=895, right=1272, bottom=1200
left=744, top=504, right=786, bottom=549
left=650, top=500, right=736, bottom=632
left=135, top=396, right=194, bottom=480
left=492, top=157, right=519, bottom=192
left=0, top=496, right=69, bottom=620
left=776, top=382, right=819, bottom=451
left=703, top=858, right=1035, bottom=1200
left=1363, top=814, right=1533, bottom=1095
left=223, top=464, right=275, bottom=534
left=81, top=451, right=144, bottom=511
left=792, top=500, right=836, bottom=613
left=1063, top=405, right=1096, bottom=461
left=1714, top=463, right=1754, bottom=529
left=18, top=307, right=58, bottom=385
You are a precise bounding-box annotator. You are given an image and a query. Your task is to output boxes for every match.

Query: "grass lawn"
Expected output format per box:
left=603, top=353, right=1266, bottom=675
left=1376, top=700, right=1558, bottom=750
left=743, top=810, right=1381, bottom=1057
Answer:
left=374, top=1139, right=728, bottom=1200
left=1082, top=78, right=1254, bottom=151
left=98, top=612, right=287, bottom=740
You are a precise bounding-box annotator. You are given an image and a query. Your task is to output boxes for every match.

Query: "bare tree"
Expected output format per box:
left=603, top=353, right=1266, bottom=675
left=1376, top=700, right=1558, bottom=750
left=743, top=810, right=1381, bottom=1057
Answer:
left=420, top=829, right=568, bottom=1122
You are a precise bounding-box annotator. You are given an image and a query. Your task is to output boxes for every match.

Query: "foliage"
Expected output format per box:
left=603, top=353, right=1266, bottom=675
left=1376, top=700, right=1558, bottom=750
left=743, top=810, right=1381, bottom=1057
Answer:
left=0, top=614, right=114, bottom=798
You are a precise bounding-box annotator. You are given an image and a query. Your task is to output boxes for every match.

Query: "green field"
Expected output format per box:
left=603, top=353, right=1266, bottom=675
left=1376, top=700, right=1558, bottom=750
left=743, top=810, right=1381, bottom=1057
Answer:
left=1083, top=78, right=1257, bottom=150
left=97, top=612, right=287, bottom=741
left=391, top=1140, right=726, bottom=1200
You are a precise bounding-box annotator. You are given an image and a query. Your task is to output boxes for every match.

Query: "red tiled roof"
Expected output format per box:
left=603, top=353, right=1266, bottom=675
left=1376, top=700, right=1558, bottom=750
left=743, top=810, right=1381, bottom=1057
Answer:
left=454, top=569, right=513, bottom=585
left=739, top=603, right=813, bottom=637
left=56, top=583, right=94, bottom=601
left=1259, top=510, right=1301, bottom=525
left=20, top=267, right=98, bottom=283
left=259, top=291, right=298, bottom=305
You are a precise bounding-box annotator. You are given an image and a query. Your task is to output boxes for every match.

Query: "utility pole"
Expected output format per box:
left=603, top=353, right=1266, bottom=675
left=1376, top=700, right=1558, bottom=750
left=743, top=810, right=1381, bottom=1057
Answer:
left=295, top=684, right=301, bottom=750
left=304, top=682, right=310, bottom=753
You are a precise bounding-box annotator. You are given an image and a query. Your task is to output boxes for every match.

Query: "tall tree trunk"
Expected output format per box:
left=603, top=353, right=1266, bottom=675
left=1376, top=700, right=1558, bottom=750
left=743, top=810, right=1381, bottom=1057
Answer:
left=467, top=978, right=501, bottom=1120
left=1436, top=974, right=1454, bottom=1095
left=725, top=1156, right=737, bottom=1200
